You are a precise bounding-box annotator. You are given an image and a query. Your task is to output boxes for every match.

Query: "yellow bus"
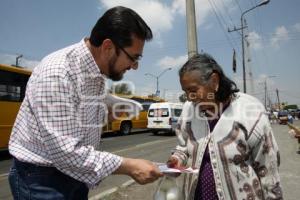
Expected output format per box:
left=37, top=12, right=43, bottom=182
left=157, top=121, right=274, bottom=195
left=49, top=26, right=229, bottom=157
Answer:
left=103, top=94, right=165, bottom=135
left=0, top=63, right=164, bottom=149
left=0, top=64, right=32, bottom=150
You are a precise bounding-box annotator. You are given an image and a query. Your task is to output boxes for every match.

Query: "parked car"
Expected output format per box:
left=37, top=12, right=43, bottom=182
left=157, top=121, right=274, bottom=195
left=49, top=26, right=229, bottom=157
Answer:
left=147, top=102, right=182, bottom=135
left=277, top=110, right=289, bottom=125
left=297, top=109, right=300, bottom=119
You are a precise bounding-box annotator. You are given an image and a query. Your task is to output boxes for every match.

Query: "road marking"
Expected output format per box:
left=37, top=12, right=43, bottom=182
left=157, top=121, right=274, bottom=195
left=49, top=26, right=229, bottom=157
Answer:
left=89, top=187, right=118, bottom=200
left=89, top=179, right=135, bottom=200
left=0, top=173, right=9, bottom=181
left=111, top=138, right=176, bottom=154
left=0, top=137, right=176, bottom=199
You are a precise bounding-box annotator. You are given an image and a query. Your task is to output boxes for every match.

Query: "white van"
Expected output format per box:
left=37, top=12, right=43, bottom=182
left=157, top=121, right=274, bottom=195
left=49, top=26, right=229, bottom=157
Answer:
left=147, top=102, right=183, bottom=135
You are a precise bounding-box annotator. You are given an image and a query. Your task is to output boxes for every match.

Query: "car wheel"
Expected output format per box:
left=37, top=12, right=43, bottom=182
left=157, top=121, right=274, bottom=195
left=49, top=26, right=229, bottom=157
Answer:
left=120, top=121, right=131, bottom=135
left=152, top=130, right=159, bottom=135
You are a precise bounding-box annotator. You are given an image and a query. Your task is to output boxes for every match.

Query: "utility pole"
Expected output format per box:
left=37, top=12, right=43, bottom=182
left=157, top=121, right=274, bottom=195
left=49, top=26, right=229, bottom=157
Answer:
left=276, top=88, right=281, bottom=110
left=228, top=0, right=270, bottom=93
left=264, top=79, right=267, bottom=109
left=245, top=29, right=255, bottom=95
left=260, top=75, right=276, bottom=110
left=186, top=0, right=198, bottom=58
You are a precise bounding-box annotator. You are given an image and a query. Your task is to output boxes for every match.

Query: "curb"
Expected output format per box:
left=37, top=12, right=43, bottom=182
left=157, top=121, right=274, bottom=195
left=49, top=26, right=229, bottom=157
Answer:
left=89, top=179, right=135, bottom=200
left=287, top=123, right=300, bottom=136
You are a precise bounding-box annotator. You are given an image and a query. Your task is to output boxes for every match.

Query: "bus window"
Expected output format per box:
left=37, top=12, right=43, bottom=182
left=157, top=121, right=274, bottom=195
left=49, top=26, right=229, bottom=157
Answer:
left=0, top=69, right=29, bottom=102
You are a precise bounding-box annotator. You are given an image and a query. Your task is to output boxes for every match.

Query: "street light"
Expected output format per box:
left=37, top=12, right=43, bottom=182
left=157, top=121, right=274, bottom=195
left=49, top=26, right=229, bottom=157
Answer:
left=16, top=54, right=23, bottom=67
left=145, top=68, right=172, bottom=96
left=241, top=0, right=270, bottom=93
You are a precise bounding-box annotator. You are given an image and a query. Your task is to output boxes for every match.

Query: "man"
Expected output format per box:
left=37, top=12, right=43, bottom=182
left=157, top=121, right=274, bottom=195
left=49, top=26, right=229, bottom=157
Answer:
left=8, top=6, right=163, bottom=199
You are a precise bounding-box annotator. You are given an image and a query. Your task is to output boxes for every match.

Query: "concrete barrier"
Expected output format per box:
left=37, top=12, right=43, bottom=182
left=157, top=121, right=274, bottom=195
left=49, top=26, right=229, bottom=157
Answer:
left=287, top=123, right=300, bottom=138
left=287, top=123, right=300, bottom=154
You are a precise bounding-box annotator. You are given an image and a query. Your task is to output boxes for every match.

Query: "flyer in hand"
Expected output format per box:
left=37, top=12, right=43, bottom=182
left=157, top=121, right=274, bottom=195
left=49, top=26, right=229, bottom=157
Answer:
left=156, top=163, right=198, bottom=174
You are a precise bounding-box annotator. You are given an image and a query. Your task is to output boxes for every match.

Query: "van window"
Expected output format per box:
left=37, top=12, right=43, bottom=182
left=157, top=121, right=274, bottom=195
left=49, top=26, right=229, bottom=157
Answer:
left=172, top=108, right=182, bottom=117
left=148, top=109, right=154, bottom=117
left=148, top=108, right=169, bottom=117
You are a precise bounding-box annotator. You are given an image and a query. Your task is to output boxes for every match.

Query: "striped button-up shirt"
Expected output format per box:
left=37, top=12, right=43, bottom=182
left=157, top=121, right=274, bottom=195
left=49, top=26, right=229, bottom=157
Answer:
left=9, top=39, right=123, bottom=188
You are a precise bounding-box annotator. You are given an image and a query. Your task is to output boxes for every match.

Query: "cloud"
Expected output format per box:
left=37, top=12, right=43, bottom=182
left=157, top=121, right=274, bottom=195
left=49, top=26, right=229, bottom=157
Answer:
left=247, top=31, right=262, bottom=50
left=98, top=0, right=235, bottom=42
left=0, top=54, right=39, bottom=69
left=270, top=26, right=289, bottom=48
left=293, top=23, right=300, bottom=32
left=99, top=0, right=174, bottom=37
left=172, top=0, right=232, bottom=27
left=157, top=55, right=188, bottom=69
left=232, top=74, right=276, bottom=101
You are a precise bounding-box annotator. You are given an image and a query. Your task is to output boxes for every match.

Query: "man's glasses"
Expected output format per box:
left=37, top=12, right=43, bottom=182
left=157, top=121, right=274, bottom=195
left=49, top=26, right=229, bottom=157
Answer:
left=112, top=41, right=142, bottom=65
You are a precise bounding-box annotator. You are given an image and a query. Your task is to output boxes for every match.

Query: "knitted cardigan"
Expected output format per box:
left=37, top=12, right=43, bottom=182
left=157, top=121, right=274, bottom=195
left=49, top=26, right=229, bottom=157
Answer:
left=172, top=92, right=283, bottom=200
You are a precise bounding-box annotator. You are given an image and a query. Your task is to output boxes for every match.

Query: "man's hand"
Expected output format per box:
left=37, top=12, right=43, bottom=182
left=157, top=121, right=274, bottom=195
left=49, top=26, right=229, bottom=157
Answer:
left=114, top=158, right=164, bottom=184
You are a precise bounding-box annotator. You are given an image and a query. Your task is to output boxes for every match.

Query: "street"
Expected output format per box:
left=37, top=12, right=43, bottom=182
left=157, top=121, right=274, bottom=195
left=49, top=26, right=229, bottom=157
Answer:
left=1, top=122, right=300, bottom=200
left=0, top=131, right=177, bottom=200
left=103, top=122, right=300, bottom=200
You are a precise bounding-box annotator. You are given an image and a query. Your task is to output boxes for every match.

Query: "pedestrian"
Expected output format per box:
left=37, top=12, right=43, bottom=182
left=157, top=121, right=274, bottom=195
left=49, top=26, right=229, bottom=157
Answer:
left=8, top=6, right=163, bottom=200
left=167, top=53, right=283, bottom=200
left=288, top=113, right=294, bottom=124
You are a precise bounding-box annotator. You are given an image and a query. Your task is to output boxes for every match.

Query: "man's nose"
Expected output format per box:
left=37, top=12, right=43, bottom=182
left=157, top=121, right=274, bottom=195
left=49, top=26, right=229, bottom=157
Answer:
left=131, top=62, right=139, bottom=70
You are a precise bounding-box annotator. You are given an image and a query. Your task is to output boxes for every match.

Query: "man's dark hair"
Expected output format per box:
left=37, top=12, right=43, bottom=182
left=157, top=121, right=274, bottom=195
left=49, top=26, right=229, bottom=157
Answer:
left=179, top=53, right=239, bottom=102
left=90, top=6, right=152, bottom=48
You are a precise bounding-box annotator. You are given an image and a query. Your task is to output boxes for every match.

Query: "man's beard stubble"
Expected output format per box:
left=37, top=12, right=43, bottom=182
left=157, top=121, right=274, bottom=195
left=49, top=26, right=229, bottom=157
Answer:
left=108, top=56, right=123, bottom=81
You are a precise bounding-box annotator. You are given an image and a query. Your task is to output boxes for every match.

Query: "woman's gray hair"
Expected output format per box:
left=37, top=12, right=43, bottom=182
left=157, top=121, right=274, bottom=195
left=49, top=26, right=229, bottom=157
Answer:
left=179, top=53, right=239, bottom=102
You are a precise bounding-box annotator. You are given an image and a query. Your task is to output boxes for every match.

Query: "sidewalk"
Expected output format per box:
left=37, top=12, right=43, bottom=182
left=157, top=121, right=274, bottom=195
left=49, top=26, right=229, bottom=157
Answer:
left=97, top=180, right=159, bottom=200
left=97, top=121, right=300, bottom=200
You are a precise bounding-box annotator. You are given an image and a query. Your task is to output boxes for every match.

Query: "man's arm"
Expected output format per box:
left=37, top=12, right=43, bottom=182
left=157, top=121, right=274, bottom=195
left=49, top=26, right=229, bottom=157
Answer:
left=113, top=157, right=163, bottom=184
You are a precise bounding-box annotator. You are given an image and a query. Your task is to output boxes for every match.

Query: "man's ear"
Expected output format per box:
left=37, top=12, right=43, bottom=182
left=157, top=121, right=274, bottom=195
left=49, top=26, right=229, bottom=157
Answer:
left=210, top=72, right=220, bottom=92
left=101, top=39, right=115, bottom=54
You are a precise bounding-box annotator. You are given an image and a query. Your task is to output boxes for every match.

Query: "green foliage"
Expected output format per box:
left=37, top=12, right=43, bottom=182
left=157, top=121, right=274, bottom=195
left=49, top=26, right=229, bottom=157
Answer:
left=112, top=83, right=132, bottom=95
left=284, top=104, right=298, bottom=110
left=179, top=93, right=187, bottom=103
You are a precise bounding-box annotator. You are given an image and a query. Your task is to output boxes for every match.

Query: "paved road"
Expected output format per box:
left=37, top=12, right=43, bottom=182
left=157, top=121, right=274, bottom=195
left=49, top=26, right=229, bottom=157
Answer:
left=0, top=130, right=177, bottom=200
left=103, top=121, right=300, bottom=200
left=1, top=122, right=299, bottom=200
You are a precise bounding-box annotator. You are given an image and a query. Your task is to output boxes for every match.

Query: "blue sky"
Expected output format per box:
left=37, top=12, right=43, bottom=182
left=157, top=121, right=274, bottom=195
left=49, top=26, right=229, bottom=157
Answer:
left=1, top=0, right=299, bottom=106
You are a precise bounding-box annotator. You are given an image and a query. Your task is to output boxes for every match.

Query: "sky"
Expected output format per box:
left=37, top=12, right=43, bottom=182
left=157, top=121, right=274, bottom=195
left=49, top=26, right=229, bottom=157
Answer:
left=0, top=0, right=299, bottom=107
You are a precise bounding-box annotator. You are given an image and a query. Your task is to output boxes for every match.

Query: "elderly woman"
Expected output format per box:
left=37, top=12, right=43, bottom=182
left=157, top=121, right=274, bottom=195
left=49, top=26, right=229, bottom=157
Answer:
left=167, top=53, right=283, bottom=200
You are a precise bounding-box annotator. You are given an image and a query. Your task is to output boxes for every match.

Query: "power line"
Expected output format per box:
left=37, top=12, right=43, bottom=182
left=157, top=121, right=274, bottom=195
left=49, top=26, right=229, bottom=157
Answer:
left=220, top=0, right=236, bottom=28
left=232, top=0, right=242, bottom=13
left=208, top=0, right=242, bottom=62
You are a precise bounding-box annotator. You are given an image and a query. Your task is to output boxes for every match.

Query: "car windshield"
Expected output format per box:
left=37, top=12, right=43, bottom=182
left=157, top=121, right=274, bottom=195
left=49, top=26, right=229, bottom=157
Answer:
left=278, top=110, right=288, bottom=116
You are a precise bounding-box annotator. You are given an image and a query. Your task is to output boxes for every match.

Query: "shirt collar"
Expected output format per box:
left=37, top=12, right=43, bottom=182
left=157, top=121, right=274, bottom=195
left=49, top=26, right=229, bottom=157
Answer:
left=78, top=38, right=104, bottom=78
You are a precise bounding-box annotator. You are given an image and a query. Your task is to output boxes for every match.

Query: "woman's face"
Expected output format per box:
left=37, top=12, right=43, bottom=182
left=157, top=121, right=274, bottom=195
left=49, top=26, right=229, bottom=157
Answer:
left=180, top=70, right=218, bottom=111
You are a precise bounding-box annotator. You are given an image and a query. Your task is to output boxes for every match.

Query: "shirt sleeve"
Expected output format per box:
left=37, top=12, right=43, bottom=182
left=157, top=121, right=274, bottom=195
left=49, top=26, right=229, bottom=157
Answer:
left=29, top=74, right=122, bottom=187
left=250, top=112, right=283, bottom=199
left=172, top=105, right=190, bottom=166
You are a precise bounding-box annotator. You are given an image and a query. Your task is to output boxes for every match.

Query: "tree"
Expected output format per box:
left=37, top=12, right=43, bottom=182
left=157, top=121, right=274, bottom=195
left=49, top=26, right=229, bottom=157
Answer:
left=112, top=83, right=132, bottom=95
left=179, top=93, right=187, bottom=103
left=284, top=104, right=298, bottom=110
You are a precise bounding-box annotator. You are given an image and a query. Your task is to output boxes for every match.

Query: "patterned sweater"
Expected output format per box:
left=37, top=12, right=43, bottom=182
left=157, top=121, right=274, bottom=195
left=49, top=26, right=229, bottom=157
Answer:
left=172, top=92, right=283, bottom=200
